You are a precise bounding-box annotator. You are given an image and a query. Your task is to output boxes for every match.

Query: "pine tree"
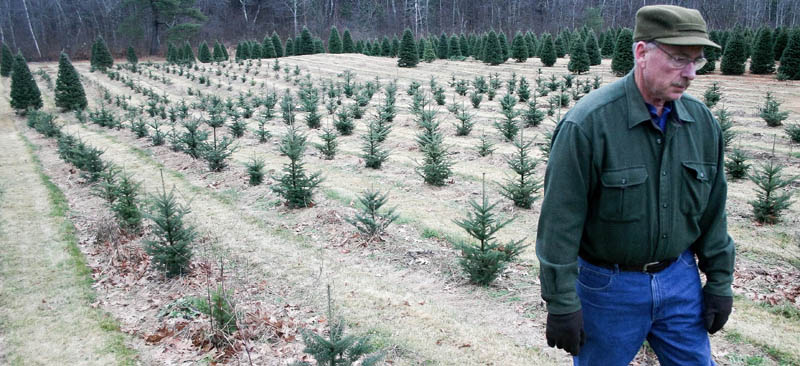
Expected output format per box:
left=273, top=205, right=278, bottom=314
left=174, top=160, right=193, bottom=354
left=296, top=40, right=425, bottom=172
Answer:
left=415, top=112, right=452, bottom=186
left=182, top=41, right=195, bottom=64
left=294, top=285, right=383, bottom=366
left=285, top=38, right=295, bottom=56
left=696, top=44, right=717, bottom=75
left=9, top=53, right=42, bottom=113
left=750, top=27, right=775, bottom=74
left=315, top=126, right=338, bottom=159
left=422, top=39, right=436, bottom=63
left=500, top=132, right=542, bottom=208
left=346, top=187, right=398, bottom=238
left=585, top=30, right=602, bottom=66
left=721, top=30, right=747, bottom=75
left=380, top=36, right=392, bottom=57
left=397, top=28, right=419, bottom=68
left=715, top=108, right=736, bottom=150
left=778, top=28, right=800, bottom=80
left=611, top=28, right=634, bottom=76
left=725, top=148, right=750, bottom=180
left=773, top=27, right=789, bottom=61
left=212, top=41, right=224, bottom=61
left=166, top=42, right=177, bottom=63
left=568, top=34, right=590, bottom=74
left=272, top=125, right=323, bottom=208
left=453, top=175, right=528, bottom=286
left=438, top=32, right=449, bottom=59
left=313, top=38, right=325, bottom=54
left=54, top=52, right=87, bottom=112
left=0, top=43, right=12, bottom=77
left=328, top=26, right=343, bottom=53
left=539, top=33, right=556, bottom=67
left=448, top=34, right=461, bottom=58
left=759, top=91, right=789, bottom=127
left=702, top=81, right=722, bottom=108
left=251, top=41, right=263, bottom=59
left=342, top=29, right=355, bottom=53
left=511, top=31, right=529, bottom=63
left=553, top=33, right=567, bottom=58
left=498, top=32, right=510, bottom=62
left=299, top=26, right=315, bottom=55
left=271, top=32, right=284, bottom=57
left=748, top=160, right=797, bottom=224
left=112, top=170, right=143, bottom=232
left=601, top=30, right=616, bottom=58
left=126, top=46, right=138, bottom=65
left=144, top=177, right=196, bottom=278
left=459, top=33, right=470, bottom=56
left=391, top=35, right=401, bottom=57
left=484, top=30, right=504, bottom=66
left=197, top=41, right=212, bottom=63
left=91, top=36, right=114, bottom=72
left=262, top=36, right=277, bottom=58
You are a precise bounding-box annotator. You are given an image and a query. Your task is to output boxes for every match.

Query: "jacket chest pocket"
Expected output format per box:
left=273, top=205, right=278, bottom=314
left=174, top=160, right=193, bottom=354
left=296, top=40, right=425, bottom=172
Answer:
left=598, top=167, right=648, bottom=222
left=681, top=162, right=716, bottom=216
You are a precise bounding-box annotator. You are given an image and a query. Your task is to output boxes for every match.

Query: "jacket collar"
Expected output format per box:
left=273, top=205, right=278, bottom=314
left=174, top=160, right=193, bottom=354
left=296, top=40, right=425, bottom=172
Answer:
left=624, top=71, right=696, bottom=129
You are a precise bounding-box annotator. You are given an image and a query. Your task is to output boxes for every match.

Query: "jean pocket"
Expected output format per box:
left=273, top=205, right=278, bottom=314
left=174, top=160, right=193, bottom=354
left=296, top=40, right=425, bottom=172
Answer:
left=678, top=251, right=698, bottom=267
left=598, top=167, right=648, bottom=222
left=680, top=162, right=716, bottom=216
left=578, top=266, right=614, bottom=291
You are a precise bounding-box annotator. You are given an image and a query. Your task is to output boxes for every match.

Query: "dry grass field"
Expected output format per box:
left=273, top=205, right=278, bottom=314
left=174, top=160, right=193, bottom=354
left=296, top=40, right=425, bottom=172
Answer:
left=1, top=53, right=799, bottom=365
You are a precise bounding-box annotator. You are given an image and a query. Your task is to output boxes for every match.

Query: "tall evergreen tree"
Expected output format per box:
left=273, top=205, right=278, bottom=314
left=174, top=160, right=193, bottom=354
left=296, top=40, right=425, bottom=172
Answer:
left=262, top=36, right=277, bottom=58
left=166, top=42, right=177, bottom=63
left=585, top=30, right=601, bottom=65
left=750, top=27, right=775, bottom=74
left=696, top=44, right=718, bottom=75
left=272, top=125, right=323, bottom=208
left=773, top=27, right=789, bottom=61
left=438, top=32, right=449, bottom=59
left=484, top=30, right=503, bottom=66
left=511, top=31, right=529, bottom=63
left=553, top=34, right=567, bottom=58
left=568, top=34, right=590, bottom=74
left=212, top=41, right=224, bottom=61
left=122, top=0, right=206, bottom=56
left=397, top=28, right=419, bottom=68
left=126, top=46, right=138, bottom=65
left=721, top=30, right=747, bottom=75
left=10, top=53, right=42, bottom=113
left=601, top=29, right=616, bottom=58
left=449, top=34, right=462, bottom=57
left=498, top=32, right=510, bottom=62
left=285, top=38, right=295, bottom=56
left=611, top=28, right=634, bottom=76
left=342, top=29, right=355, bottom=53
left=539, top=33, right=557, bottom=67
left=778, top=28, right=800, bottom=80
left=422, top=39, right=436, bottom=63
left=91, top=36, right=114, bottom=72
left=299, top=26, right=315, bottom=55
left=0, top=43, right=13, bottom=77
left=391, top=35, right=401, bottom=57
left=459, top=33, right=470, bottom=56
left=182, top=41, right=195, bottom=63
left=251, top=41, right=263, bottom=58
left=328, top=26, right=343, bottom=54
left=55, top=52, right=87, bottom=112
left=271, top=31, right=284, bottom=57
left=197, top=41, right=212, bottom=63
left=380, top=36, right=392, bottom=56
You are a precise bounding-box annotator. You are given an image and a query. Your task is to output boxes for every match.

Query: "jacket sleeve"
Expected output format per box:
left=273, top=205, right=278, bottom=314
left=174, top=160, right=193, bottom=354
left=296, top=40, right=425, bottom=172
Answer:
left=536, top=121, right=594, bottom=314
left=695, top=119, right=735, bottom=297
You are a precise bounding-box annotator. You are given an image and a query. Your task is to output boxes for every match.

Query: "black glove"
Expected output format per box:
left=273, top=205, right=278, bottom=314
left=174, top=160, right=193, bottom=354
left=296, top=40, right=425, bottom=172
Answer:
left=703, top=293, right=733, bottom=334
left=546, top=310, right=586, bottom=356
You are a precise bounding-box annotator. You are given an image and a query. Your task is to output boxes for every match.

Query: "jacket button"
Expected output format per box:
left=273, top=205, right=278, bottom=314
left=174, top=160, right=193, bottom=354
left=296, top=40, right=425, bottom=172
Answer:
left=662, top=234, right=668, bottom=239
left=621, top=178, right=627, bottom=184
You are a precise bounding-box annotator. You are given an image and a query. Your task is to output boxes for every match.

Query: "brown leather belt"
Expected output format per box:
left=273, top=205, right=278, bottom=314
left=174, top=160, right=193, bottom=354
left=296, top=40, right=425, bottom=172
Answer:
left=582, top=256, right=677, bottom=273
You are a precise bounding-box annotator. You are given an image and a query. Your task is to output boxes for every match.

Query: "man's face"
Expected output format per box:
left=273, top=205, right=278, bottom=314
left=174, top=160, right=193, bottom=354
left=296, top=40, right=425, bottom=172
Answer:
left=637, top=42, right=703, bottom=103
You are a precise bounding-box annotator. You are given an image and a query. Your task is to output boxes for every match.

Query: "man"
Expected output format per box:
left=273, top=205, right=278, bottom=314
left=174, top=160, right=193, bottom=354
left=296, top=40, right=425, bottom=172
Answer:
left=536, top=5, right=735, bottom=365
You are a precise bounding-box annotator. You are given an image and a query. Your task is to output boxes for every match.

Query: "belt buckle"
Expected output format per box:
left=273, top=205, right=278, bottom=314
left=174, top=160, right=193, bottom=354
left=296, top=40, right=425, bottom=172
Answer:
left=642, top=261, right=661, bottom=273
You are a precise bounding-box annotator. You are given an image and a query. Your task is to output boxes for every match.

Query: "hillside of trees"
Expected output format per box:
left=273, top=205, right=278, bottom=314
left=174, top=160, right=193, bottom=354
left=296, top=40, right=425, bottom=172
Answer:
left=2, top=0, right=799, bottom=60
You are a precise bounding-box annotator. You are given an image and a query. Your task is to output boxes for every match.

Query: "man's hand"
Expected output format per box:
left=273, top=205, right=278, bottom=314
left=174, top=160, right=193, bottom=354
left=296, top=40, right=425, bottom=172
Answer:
left=546, top=310, right=585, bottom=356
left=703, top=293, right=733, bottom=334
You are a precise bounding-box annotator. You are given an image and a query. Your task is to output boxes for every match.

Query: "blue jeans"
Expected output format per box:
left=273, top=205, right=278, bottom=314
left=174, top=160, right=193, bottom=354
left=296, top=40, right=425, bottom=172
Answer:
left=574, top=250, right=714, bottom=366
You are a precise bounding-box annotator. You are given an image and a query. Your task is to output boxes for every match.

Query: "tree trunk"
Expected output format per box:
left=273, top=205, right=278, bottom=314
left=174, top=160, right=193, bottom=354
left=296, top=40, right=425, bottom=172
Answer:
left=149, top=1, right=160, bottom=56
left=21, top=0, right=41, bottom=58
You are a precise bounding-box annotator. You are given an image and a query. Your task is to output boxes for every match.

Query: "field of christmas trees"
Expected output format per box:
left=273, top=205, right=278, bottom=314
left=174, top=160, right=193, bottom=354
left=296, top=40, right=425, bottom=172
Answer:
left=1, top=25, right=800, bottom=365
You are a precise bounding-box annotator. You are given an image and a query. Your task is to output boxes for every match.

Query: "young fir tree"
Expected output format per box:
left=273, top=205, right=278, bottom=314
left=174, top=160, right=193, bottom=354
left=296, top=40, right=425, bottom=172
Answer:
left=499, top=131, right=542, bottom=209
left=299, top=26, right=315, bottom=55
left=539, top=33, right=557, bottom=67
left=112, top=170, right=143, bottom=232
left=342, top=29, right=355, bottom=53
left=415, top=112, right=453, bottom=186
left=778, top=28, right=800, bottom=80
left=748, top=160, right=797, bottom=224
left=166, top=42, right=177, bottom=63
left=0, top=43, right=12, bottom=77
left=328, top=26, right=343, bottom=54
left=182, top=41, right=195, bottom=64
left=773, top=27, right=789, bottom=61
left=346, top=187, right=399, bottom=238
left=720, top=31, right=747, bottom=75
left=784, top=122, right=800, bottom=143
left=144, top=177, right=196, bottom=278
left=759, top=91, right=789, bottom=127
left=725, top=148, right=750, bottom=180
left=245, top=156, right=266, bottom=186
left=91, top=36, right=114, bottom=71
left=294, top=285, right=383, bottom=366
left=568, top=34, right=590, bottom=74
left=484, top=30, right=504, bottom=66
left=437, top=32, right=449, bottom=59
left=262, top=36, right=277, bottom=58
left=361, top=119, right=390, bottom=169
left=749, top=27, right=775, bottom=74
left=197, top=41, right=212, bottom=63
left=601, top=30, right=616, bottom=58
left=453, top=174, right=528, bottom=286
left=55, top=52, right=88, bottom=112
left=272, top=125, right=324, bottom=208
left=422, top=39, right=436, bottom=63
left=611, top=28, right=634, bottom=76
left=585, top=30, right=602, bottom=66
left=553, top=33, right=567, bottom=58
left=448, top=34, right=461, bottom=58
left=702, top=81, right=722, bottom=108
left=9, top=52, right=42, bottom=114
left=714, top=108, right=736, bottom=149
left=498, top=32, right=510, bottom=62
left=126, top=46, right=138, bottom=65
left=397, top=28, right=419, bottom=68
left=315, top=125, right=338, bottom=159
left=511, top=31, right=529, bottom=63
left=211, top=41, right=222, bottom=61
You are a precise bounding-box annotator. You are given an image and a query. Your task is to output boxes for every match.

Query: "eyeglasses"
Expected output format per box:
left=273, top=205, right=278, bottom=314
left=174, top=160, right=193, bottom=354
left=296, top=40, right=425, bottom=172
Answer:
left=652, top=42, right=707, bottom=70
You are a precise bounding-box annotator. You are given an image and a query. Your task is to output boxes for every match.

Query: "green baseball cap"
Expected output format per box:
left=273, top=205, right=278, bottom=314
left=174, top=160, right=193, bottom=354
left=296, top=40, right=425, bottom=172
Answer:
left=634, top=5, right=720, bottom=49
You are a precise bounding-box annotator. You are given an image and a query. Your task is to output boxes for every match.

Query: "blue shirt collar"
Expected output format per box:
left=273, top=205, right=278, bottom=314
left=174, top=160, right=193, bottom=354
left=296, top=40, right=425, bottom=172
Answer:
left=645, top=102, right=673, bottom=132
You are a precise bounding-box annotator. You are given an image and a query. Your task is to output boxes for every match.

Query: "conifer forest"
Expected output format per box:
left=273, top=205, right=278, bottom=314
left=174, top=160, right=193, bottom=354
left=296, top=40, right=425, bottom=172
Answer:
left=1, top=0, right=800, bottom=365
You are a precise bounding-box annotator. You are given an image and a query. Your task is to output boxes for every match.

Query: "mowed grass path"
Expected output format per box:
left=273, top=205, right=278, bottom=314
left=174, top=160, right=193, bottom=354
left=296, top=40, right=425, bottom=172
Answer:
left=0, top=80, right=136, bottom=365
